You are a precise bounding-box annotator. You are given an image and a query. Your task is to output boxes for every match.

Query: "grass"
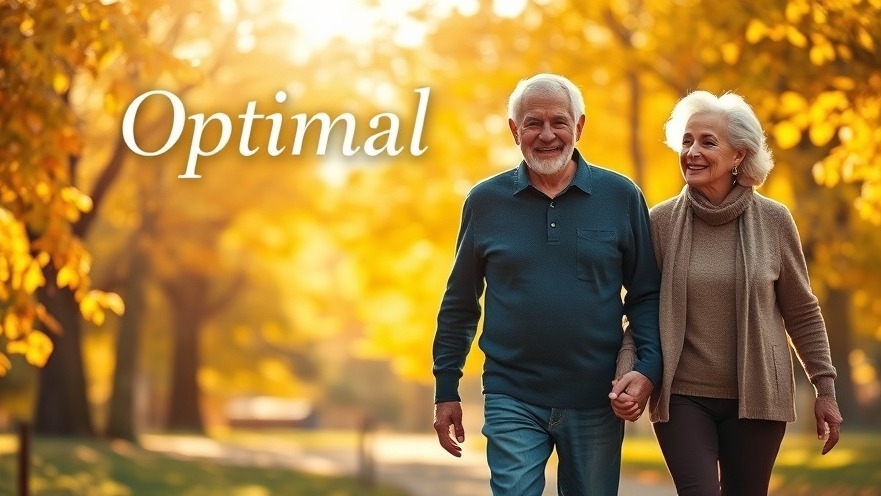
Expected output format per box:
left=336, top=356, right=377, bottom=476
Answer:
left=621, top=431, right=881, bottom=495
left=0, top=435, right=408, bottom=496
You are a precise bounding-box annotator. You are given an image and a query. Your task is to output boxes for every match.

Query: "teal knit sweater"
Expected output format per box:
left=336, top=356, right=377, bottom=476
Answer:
left=433, top=149, right=662, bottom=409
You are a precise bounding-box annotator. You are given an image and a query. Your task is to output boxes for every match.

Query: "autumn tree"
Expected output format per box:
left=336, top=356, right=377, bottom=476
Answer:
left=0, top=0, right=174, bottom=433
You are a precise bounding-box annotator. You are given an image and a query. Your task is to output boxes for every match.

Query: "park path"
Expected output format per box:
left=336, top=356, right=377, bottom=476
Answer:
left=141, top=432, right=675, bottom=496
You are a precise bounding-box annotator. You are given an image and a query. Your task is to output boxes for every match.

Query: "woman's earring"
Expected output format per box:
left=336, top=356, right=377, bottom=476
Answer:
left=732, top=164, right=739, bottom=176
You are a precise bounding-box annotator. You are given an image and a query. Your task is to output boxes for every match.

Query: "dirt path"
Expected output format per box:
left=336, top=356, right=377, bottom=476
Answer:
left=142, top=432, right=675, bottom=495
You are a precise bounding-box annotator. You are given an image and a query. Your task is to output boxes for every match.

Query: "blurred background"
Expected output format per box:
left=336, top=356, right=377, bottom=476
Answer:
left=1, top=0, right=880, bottom=494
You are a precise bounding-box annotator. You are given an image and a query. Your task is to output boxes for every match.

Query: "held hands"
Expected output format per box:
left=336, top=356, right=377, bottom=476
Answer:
left=609, top=371, right=653, bottom=422
left=815, top=395, right=843, bottom=455
left=433, top=401, right=465, bottom=457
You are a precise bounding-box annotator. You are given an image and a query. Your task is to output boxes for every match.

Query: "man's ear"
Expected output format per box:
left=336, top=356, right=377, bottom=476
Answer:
left=575, top=114, right=585, bottom=141
left=508, top=118, right=520, bottom=145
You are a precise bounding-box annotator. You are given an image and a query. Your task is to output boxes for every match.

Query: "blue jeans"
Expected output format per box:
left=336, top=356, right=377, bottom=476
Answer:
left=482, top=393, right=624, bottom=496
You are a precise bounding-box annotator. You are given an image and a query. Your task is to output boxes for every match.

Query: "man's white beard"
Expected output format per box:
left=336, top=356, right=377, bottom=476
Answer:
left=525, top=144, right=573, bottom=175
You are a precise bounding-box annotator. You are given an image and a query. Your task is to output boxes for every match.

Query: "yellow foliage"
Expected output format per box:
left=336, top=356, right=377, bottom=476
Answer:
left=831, top=76, right=856, bottom=91
left=79, top=292, right=100, bottom=321
left=22, top=260, right=45, bottom=294
left=3, top=313, right=22, bottom=341
left=52, top=71, right=70, bottom=94
left=24, top=331, right=54, bottom=367
left=809, top=121, right=836, bottom=147
left=78, top=289, right=122, bottom=324
left=773, top=121, right=802, bottom=149
left=745, top=19, right=767, bottom=43
left=786, top=26, right=808, bottom=48
left=721, top=43, right=740, bottom=64
left=103, top=292, right=125, bottom=316
left=0, top=354, right=10, bottom=376
left=778, top=91, right=808, bottom=116
left=60, top=186, right=94, bottom=213
left=18, top=15, right=35, bottom=36
left=56, top=265, right=79, bottom=288
left=857, top=27, right=875, bottom=51
left=812, top=161, right=839, bottom=187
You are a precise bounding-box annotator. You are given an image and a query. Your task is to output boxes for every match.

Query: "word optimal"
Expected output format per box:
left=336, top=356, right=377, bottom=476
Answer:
left=121, top=88, right=430, bottom=178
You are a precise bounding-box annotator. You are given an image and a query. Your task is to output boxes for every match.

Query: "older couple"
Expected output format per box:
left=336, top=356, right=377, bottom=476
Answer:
left=431, top=73, right=841, bottom=495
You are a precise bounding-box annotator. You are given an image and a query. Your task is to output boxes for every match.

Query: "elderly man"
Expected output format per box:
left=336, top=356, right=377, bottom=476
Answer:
left=431, top=73, right=662, bottom=495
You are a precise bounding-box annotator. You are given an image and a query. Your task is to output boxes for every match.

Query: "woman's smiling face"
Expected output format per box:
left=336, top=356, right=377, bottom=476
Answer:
left=680, top=112, right=744, bottom=204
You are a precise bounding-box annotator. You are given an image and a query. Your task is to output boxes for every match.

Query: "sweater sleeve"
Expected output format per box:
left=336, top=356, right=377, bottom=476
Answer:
left=432, top=194, right=485, bottom=403
left=774, top=206, right=837, bottom=398
left=615, top=319, right=638, bottom=380
left=621, top=187, right=663, bottom=386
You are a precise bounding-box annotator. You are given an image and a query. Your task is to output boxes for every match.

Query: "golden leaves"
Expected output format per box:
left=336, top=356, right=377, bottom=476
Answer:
left=773, top=121, right=802, bottom=150
left=52, top=71, right=71, bottom=94
left=809, top=34, right=837, bottom=65
left=786, top=26, right=808, bottom=48
left=79, top=290, right=126, bottom=327
left=720, top=43, right=740, bottom=64
left=778, top=91, right=808, bottom=116
left=18, top=15, right=35, bottom=37
left=6, top=330, right=54, bottom=367
left=745, top=19, right=767, bottom=44
left=809, top=122, right=836, bottom=147
left=61, top=186, right=94, bottom=214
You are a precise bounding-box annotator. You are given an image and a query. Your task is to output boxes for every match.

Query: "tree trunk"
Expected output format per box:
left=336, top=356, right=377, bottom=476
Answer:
left=821, top=288, right=860, bottom=424
left=792, top=155, right=861, bottom=426
left=106, top=250, right=149, bottom=441
left=34, top=272, right=94, bottom=436
left=165, top=277, right=207, bottom=433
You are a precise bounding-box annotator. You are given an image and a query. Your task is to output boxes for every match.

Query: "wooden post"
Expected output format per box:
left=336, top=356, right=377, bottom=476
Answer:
left=17, top=421, right=30, bottom=496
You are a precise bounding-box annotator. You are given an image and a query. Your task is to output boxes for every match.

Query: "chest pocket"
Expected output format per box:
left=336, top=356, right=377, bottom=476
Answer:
left=576, top=229, right=619, bottom=284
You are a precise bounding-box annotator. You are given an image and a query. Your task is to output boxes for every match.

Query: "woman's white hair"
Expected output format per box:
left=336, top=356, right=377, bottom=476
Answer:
left=664, top=90, right=774, bottom=187
left=507, top=73, right=585, bottom=124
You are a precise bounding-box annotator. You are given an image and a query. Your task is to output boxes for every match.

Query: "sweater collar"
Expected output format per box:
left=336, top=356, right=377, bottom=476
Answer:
left=687, top=184, right=754, bottom=226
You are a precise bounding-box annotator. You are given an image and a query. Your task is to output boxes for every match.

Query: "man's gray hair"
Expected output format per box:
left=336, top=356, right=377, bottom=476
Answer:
left=664, top=90, right=774, bottom=187
left=507, top=73, right=585, bottom=124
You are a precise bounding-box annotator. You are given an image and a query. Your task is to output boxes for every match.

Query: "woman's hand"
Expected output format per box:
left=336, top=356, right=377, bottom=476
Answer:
left=815, top=395, right=843, bottom=455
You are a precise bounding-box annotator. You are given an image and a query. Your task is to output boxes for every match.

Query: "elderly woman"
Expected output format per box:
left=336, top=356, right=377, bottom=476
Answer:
left=612, top=90, right=843, bottom=495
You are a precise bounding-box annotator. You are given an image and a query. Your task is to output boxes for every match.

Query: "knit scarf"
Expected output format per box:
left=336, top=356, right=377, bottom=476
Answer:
left=651, top=183, right=759, bottom=422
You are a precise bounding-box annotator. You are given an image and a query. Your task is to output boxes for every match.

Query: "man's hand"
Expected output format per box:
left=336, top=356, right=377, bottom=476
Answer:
left=815, top=395, right=843, bottom=455
left=609, top=371, right=653, bottom=422
left=433, top=401, right=465, bottom=457
left=610, top=379, right=640, bottom=421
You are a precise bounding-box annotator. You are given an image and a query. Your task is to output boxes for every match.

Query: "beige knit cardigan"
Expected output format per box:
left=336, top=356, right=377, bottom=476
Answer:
left=618, top=186, right=837, bottom=423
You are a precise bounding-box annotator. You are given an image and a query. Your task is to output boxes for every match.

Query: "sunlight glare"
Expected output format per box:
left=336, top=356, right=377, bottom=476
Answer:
left=217, top=0, right=238, bottom=22
left=277, top=0, right=379, bottom=49
left=493, top=0, right=528, bottom=18
left=236, top=20, right=256, bottom=53
left=318, top=157, right=351, bottom=188
left=394, top=20, right=428, bottom=48
left=276, top=0, right=483, bottom=57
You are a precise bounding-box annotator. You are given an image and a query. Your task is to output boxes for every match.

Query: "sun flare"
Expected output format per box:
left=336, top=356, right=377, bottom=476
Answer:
left=271, top=0, right=489, bottom=58
left=277, top=0, right=378, bottom=50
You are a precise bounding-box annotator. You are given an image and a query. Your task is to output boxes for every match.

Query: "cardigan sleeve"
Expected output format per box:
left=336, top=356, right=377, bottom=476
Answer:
left=773, top=205, right=837, bottom=398
left=615, top=319, right=638, bottom=380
